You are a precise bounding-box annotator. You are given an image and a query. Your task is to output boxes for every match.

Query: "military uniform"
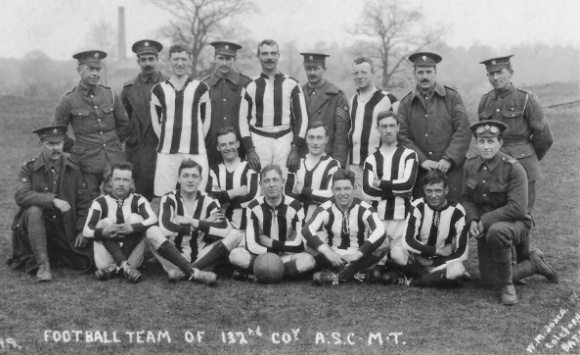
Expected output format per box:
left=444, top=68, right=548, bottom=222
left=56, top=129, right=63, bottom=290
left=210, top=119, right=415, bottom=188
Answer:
left=121, top=40, right=168, bottom=200
left=461, top=120, right=557, bottom=305
left=9, top=126, right=93, bottom=280
left=204, top=70, right=251, bottom=167
left=478, top=84, right=553, bottom=211
left=397, top=82, right=471, bottom=202
left=302, top=80, right=350, bottom=168
left=52, top=50, right=128, bottom=198
left=300, top=52, right=350, bottom=168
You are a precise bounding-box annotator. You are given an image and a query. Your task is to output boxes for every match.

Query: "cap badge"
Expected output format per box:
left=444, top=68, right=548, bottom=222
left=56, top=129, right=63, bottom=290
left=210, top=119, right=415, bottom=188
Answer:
left=145, top=41, right=149, bottom=47
left=491, top=60, right=496, bottom=65
left=225, top=44, right=229, bottom=49
left=52, top=128, right=58, bottom=134
left=94, top=53, right=99, bottom=58
left=309, top=56, right=313, bottom=60
left=422, top=56, right=427, bottom=61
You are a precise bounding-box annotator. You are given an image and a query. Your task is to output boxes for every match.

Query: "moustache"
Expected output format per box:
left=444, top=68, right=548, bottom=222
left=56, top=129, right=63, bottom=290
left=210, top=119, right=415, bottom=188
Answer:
left=421, top=80, right=430, bottom=83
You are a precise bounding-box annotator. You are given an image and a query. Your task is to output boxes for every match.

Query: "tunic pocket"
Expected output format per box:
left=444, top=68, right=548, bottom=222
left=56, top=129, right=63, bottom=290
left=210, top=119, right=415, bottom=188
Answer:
left=502, top=110, right=523, bottom=119
left=71, top=108, right=90, bottom=134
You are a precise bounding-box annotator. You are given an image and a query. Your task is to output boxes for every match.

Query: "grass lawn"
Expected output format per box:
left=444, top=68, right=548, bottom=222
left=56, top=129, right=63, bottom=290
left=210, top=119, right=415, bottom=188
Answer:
left=0, top=83, right=578, bottom=355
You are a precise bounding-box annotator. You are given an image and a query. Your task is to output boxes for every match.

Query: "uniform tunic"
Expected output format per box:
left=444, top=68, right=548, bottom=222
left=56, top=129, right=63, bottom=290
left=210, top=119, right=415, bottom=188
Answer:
left=121, top=71, right=168, bottom=200
left=478, top=84, right=552, bottom=183
left=302, top=80, right=350, bottom=167
left=9, top=154, right=92, bottom=272
left=397, top=82, right=471, bottom=202
left=53, top=83, right=128, bottom=175
left=203, top=70, right=252, bottom=167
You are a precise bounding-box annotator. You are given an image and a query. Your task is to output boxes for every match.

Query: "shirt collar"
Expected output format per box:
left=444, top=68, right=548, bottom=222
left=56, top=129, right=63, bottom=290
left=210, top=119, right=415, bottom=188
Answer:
left=140, top=71, right=161, bottom=83
left=209, top=70, right=240, bottom=86
left=77, top=82, right=100, bottom=96
left=413, top=81, right=445, bottom=99
left=493, top=83, right=516, bottom=99
left=260, top=72, right=284, bottom=80
left=476, top=152, right=502, bottom=172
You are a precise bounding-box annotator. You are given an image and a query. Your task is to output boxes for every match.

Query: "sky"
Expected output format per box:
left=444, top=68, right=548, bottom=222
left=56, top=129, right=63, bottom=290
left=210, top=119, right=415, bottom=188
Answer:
left=2, top=0, right=579, bottom=60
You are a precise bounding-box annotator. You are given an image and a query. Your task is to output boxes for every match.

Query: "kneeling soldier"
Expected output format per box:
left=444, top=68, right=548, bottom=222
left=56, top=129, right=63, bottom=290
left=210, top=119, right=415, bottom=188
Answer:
left=461, top=120, right=557, bottom=305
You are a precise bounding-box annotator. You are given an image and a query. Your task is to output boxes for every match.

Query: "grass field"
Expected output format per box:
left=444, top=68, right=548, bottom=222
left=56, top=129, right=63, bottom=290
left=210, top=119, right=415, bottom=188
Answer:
left=0, top=82, right=578, bottom=355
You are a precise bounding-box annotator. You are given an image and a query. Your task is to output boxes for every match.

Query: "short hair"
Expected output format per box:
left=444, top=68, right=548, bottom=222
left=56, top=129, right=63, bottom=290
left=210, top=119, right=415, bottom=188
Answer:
left=422, top=170, right=448, bottom=188
left=178, top=159, right=202, bottom=175
left=260, top=164, right=283, bottom=181
left=306, top=121, right=328, bottom=136
left=376, top=111, right=398, bottom=125
left=332, top=169, right=355, bottom=187
left=257, top=39, right=279, bottom=56
left=111, top=162, right=133, bottom=175
left=169, top=44, right=191, bottom=58
left=215, top=126, right=238, bottom=141
left=353, top=57, right=375, bottom=73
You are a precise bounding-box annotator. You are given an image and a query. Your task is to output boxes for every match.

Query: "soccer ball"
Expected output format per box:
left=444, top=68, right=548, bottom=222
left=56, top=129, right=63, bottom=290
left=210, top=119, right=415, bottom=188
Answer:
left=253, top=253, right=285, bottom=284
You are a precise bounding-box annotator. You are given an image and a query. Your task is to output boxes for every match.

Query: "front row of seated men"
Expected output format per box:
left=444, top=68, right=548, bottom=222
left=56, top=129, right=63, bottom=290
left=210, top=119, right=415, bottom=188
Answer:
left=10, top=117, right=558, bottom=305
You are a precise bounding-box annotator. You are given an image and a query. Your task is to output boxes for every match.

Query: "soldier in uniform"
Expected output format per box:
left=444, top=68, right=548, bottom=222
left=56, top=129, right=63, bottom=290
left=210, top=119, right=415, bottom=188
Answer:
left=204, top=41, right=252, bottom=168
left=120, top=40, right=168, bottom=201
left=8, top=125, right=93, bottom=282
left=478, top=55, right=553, bottom=212
left=299, top=52, right=350, bottom=168
left=52, top=50, right=129, bottom=199
left=461, top=120, right=557, bottom=305
left=397, top=52, right=471, bottom=203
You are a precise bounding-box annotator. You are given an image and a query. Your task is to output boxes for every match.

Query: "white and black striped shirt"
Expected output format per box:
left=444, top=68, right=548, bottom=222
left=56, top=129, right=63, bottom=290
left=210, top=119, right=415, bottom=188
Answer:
left=245, top=195, right=305, bottom=255
left=404, top=198, right=468, bottom=268
left=83, top=193, right=157, bottom=239
left=151, top=78, right=211, bottom=154
left=159, top=190, right=231, bottom=262
left=302, top=198, right=386, bottom=255
left=285, top=155, right=340, bottom=218
left=348, top=89, right=399, bottom=165
left=239, top=73, right=308, bottom=148
left=207, top=161, right=259, bottom=229
left=363, top=145, right=418, bottom=220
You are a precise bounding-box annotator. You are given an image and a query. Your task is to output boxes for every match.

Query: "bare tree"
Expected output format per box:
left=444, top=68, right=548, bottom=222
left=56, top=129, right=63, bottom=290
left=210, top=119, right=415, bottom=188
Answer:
left=86, top=20, right=117, bottom=58
left=151, top=0, right=257, bottom=78
left=351, top=0, right=445, bottom=88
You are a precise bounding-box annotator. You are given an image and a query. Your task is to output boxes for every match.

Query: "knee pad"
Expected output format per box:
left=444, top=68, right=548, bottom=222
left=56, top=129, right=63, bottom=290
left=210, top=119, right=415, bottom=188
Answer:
left=446, top=262, right=465, bottom=280
left=390, top=246, right=408, bottom=266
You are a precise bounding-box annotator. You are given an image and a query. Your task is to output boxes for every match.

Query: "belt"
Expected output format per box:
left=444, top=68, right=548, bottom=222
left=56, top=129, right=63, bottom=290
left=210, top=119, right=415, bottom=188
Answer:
left=250, top=126, right=292, bottom=139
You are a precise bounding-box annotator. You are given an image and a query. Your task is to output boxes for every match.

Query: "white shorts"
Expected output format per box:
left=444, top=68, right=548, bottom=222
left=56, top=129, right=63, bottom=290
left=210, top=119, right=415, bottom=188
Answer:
left=94, top=239, right=146, bottom=270
left=380, top=219, right=407, bottom=264
left=154, top=152, right=209, bottom=197
left=251, top=132, right=292, bottom=177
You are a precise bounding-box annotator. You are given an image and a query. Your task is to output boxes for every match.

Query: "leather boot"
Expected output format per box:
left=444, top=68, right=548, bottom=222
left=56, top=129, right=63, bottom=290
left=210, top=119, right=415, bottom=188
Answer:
left=529, top=249, right=559, bottom=283
left=410, top=269, right=447, bottom=287
left=492, top=248, right=517, bottom=305
left=36, top=262, right=52, bottom=282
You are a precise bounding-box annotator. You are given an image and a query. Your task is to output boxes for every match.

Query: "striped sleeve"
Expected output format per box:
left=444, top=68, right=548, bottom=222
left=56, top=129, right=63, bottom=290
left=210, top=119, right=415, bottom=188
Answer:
left=403, top=202, right=435, bottom=256
left=290, top=81, right=308, bottom=146
left=301, top=160, right=339, bottom=204
left=238, top=168, right=260, bottom=207
left=362, top=155, right=382, bottom=200
left=301, top=204, right=329, bottom=250
left=271, top=200, right=305, bottom=253
left=245, top=203, right=268, bottom=255
left=83, top=199, right=104, bottom=239
left=158, top=194, right=191, bottom=237
left=200, top=83, right=211, bottom=138
left=239, top=85, right=254, bottom=150
left=131, top=196, right=158, bottom=233
left=382, top=150, right=418, bottom=194
left=358, top=206, right=386, bottom=255
left=150, top=84, right=163, bottom=138
left=445, top=204, right=469, bottom=263
left=208, top=167, right=230, bottom=203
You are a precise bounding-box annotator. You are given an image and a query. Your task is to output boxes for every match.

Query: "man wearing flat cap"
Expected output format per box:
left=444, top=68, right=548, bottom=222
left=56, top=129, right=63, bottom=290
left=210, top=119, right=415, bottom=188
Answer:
left=203, top=40, right=251, bottom=168
left=478, top=55, right=553, bottom=213
left=121, top=40, right=168, bottom=201
left=8, top=125, right=93, bottom=282
left=52, top=50, right=129, bottom=199
left=397, top=52, right=471, bottom=203
left=461, top=120, right=557, bottom=305
left=300, top=52, right=350, bottom=168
